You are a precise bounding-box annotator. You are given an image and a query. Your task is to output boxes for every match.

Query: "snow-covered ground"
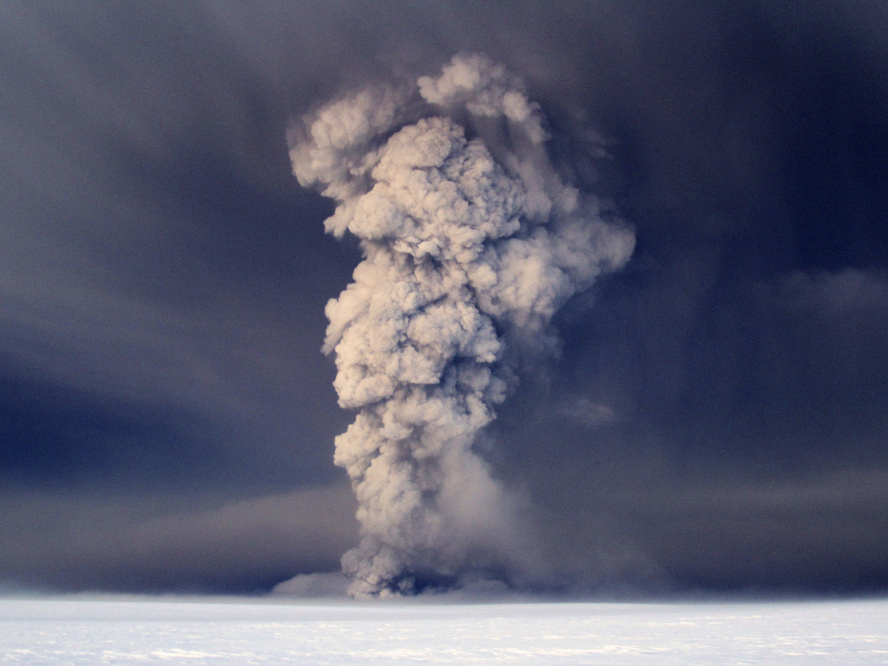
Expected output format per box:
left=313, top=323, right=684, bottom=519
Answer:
left=2, top=596, right=888, bottom=663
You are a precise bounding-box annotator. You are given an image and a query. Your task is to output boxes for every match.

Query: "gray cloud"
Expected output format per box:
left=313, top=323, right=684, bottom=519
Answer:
left=291, top=53, right=633, bottom=596
left=779, top=270, right=888, bottom=319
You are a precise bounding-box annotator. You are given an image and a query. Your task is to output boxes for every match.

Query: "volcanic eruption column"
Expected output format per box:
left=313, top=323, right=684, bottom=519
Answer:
left=289, top=55, right=634, bottom=597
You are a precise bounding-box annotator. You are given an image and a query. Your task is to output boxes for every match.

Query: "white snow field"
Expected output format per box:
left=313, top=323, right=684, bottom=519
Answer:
left=2, top=597, right=888, bottom=664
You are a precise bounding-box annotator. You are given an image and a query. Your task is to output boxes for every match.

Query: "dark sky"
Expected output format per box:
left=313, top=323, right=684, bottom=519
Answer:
left=1, top=0, right=887, bottom=595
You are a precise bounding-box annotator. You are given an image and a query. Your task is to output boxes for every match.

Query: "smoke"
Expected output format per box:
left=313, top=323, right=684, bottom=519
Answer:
left=289, top=54, right=634, bottom=597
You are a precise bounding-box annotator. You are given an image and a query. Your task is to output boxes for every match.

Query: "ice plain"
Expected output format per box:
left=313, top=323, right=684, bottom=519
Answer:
left=2, top=596, right=888, bottom=664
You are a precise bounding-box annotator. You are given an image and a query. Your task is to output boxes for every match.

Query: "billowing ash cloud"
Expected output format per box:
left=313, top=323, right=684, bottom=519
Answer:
left=289, top=54, right=634, bottom=597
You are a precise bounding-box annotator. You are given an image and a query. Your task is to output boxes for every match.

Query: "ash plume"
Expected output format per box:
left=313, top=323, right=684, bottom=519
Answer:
left=289, top=54, right=634, bottom=597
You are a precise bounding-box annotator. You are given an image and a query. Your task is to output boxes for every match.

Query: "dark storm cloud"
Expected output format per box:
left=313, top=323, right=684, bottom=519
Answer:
left=1, top=0, right=887, bottom=593
left=0, top=1, right=358, bottom=490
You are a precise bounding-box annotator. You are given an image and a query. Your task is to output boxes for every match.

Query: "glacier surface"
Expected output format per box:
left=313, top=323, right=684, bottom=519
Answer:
left=2, top=597, right=888, bottom=663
